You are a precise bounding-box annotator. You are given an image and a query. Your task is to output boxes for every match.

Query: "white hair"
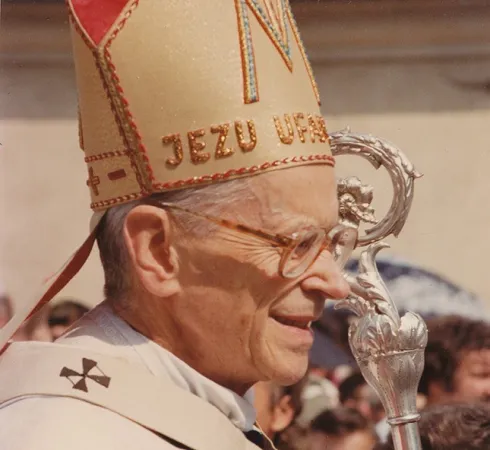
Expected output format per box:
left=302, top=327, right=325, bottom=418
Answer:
left=97, top=178, right=259, bottom=302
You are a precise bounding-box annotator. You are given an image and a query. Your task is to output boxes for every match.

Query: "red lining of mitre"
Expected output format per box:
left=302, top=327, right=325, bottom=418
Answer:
left=71, top=0, right=130, bottom=45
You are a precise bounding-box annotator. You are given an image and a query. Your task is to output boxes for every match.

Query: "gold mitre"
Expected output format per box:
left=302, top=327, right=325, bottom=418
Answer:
left=69, top=0, right=334, bottom=211
left=0, top=0, right=335, bottom=349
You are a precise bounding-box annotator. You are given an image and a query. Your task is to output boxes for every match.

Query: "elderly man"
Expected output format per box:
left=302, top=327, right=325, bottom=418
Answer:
left=0, top=1, right=355, bottom=449
left=309, top=407, right=377, bottom=450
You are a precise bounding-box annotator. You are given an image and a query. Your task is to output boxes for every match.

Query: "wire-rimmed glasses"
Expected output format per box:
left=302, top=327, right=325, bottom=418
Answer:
left=146, top=200, right=358, bottom=279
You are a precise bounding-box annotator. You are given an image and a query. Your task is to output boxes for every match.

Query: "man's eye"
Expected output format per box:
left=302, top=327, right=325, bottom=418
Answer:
left=470, top=371, right=490, bottom=378
left=294, top=233, right=317, bottom=256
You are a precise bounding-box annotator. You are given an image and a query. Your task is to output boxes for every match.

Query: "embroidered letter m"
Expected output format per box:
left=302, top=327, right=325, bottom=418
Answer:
left=235, top=0, right=320, bottom=104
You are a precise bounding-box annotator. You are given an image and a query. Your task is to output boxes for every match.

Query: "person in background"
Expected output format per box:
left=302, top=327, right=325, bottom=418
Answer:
left=12, top=306, right=52, bottom=342
left=373, top=402, right=490, bottom=450
left=254, top=379, right=306, bottom=450
left=304, top=302, right=356, bottom=429
left=338, top=372, right=382, bottom=422
left=308, top=406, right=376, bottom=450
left=294, top=371, right=339, bottom=430
left=0, top=283, right=51, bottom=342
left=337, top=371, right=391, bottom=443
left=309, top=305, right=356, bottom=377
left=48, top=299, right=89, bottom=340
left=0, top=293, right=13, bottom=328
left=418, top=315, right=490, bottom=405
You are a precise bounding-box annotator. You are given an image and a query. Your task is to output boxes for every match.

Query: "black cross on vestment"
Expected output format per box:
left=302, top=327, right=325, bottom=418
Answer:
left=60, top=358, right=111, bottom=393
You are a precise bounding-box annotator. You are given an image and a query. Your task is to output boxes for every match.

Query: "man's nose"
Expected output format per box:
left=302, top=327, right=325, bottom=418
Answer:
left=300, top=252, right=350, bottom=300
left=481, top=380, right=490, bottom=399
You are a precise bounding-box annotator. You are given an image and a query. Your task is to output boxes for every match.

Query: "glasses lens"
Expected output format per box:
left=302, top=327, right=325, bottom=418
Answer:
left=282, top=229, right=326, bottom=278
left=330, top=226, right=357, bottom=269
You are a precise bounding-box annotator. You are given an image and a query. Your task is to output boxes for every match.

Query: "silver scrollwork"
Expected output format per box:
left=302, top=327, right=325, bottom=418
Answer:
left=332, top=130, right=426, bottom=450
left=336, top=243, right=428, bottom=450
left=331, top=129, right=422, bottom=246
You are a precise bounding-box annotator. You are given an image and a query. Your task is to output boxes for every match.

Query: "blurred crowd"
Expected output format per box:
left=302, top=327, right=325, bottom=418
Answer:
left=0, top=293, right=88, bottom=343
left=1, top=258, right=489, bottom=449
left=254, top=312, right=490, bottom=450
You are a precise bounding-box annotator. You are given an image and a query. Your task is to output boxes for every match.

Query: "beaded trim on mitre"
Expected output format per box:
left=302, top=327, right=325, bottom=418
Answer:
left=68, top=0, right=335, bottom=212
left=90, top=154, right=335, bottom=210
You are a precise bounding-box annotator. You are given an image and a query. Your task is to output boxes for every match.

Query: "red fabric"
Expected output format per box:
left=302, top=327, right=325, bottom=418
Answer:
left=29, top=228, right=98, bottom=319
left=0, top=226, right=98, bottom=355
left=71, top=0, right=130, bottom=45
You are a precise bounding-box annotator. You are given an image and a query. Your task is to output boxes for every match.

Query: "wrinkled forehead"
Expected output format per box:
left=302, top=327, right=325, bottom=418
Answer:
left=253, top=165, right=338, bottom=230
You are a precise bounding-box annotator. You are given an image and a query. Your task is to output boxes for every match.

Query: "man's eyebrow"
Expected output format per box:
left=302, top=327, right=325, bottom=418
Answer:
left=278, top=219, right=315, bottom=235
left=273, top=214, right=339, bottom=236
left=262, top=204, right=340, bottom=233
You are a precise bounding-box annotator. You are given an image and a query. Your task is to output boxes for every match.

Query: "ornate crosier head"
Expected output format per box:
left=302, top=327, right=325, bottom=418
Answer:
left=336, top=243, right=428, bottom=423
left=331, top=129, right=422, bottom=247
left=338, top=176, right=376, bottom=228
left=331, top=130, right=427, bottom=445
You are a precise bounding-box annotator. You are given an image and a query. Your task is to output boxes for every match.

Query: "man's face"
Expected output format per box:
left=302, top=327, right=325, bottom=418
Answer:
left=254, top=381, right=295, bottom=439
left=0, top=296, right=12, bottom=328
left=254, top=382, right=276, bottom=436
left=452, top=349, right=490, bottom=401
left=344, top=384, right=375, bottom=421
left=0, top=312, right=9, bottom=328
left=309, top=430, right=376, bottom=450
left=50, top=324, right=70, bottom=341
left=169, top=166, right=349, bottom=393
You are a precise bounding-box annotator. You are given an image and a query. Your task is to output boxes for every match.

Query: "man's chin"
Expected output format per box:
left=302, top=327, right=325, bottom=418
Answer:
left=262, top=351, right=309, bottom=385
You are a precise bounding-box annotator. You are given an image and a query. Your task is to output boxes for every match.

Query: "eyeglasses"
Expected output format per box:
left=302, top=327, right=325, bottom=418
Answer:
left=146, top=200, right=358, bottom=279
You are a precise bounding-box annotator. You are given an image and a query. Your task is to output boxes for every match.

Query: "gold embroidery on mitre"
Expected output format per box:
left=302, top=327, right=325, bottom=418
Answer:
left=188, top=129, right=211, bottom=164
left=293, top=113, right=308, bottom=143
left=235, top=120, right=257, bottom=152
left=274, top=114, right=295, bottom=145
left=69, top=0, right=331, bottom=212
left=307, top=114, right=327, bottom=143
left=77, top=107, right=85, bottom=151
left=263, top=0, right=286, bottom=42
left=84, top=151, right=130, bottom=162
left=161, top=113, right=326, bottom=168
left=162, top=134, right=184, bottom=167
left=97, top=0, right=155, bottom=194
left=107, top=169, right=127, bottom=181
left=285, top=6, right=321, bottom=105
left=86, top=167, right=101, bottom=196
left=316, top=115, right=330, bottom=143
left=211, top=124, right=235, bottom=159
left=235, top=0, right=320, bottom=104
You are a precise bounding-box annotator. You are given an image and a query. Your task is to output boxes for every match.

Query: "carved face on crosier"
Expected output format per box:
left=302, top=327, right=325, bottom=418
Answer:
left=68, top=0, right=335, bottom=211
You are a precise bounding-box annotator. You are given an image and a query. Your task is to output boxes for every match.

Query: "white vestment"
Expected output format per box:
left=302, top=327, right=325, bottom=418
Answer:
left=0, top=302, right=271, bottom=450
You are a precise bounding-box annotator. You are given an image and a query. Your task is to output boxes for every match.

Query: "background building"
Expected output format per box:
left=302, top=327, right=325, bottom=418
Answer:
left=1, top=0, right=490, bottom=308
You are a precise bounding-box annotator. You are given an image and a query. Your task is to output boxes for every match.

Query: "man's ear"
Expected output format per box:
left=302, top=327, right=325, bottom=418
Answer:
left=270, top=394, right=295, bottom=434
left=123, top=205, right=180, bottom=298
